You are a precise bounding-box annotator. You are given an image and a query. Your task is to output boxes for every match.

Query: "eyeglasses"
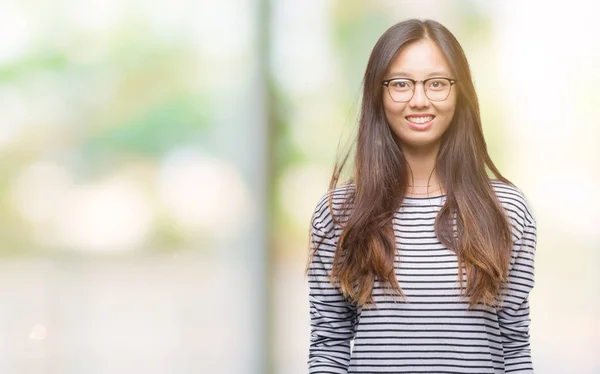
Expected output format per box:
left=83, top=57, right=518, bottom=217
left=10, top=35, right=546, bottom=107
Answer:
left=382, top=77, right=457, bottom=103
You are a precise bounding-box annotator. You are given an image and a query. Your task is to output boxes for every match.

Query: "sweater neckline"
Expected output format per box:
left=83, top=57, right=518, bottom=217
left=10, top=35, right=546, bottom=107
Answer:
left=402, top=194, right=446, bottom=205
left=404, top=194, right=446, bottom=200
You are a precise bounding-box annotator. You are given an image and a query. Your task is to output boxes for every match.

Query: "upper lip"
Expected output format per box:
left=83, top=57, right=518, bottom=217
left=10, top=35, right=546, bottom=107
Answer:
left=405, top=114, right=435, bottom=118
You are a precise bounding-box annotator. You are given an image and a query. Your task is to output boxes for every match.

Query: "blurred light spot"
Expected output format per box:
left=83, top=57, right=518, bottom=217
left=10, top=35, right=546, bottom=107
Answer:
left=29, top=324, right=47, bottom=340
left=54, top=176, right=154, bottom=252
left=158, top=149, right=251, bottom=237
left=12, top=162, right=154, bottom=251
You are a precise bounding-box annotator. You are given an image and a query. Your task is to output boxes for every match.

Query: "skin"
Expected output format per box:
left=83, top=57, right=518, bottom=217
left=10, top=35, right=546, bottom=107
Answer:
left=382, top=38, right=458, bottom=195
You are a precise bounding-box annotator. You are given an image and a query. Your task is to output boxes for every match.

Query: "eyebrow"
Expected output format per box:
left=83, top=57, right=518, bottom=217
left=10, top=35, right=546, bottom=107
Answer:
left=388, top=71, right=451, bottom=78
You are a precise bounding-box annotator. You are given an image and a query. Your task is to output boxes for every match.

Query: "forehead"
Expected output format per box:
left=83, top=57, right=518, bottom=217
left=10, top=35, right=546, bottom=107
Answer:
left=386, top=39, right=452, bottom=77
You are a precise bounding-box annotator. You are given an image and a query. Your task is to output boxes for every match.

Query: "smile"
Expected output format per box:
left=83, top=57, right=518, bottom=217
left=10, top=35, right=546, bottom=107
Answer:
left=406, top=115, right=435, bottom=124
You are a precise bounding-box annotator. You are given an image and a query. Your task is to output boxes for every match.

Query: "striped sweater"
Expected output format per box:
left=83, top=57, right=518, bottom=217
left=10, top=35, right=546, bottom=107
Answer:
left=307, top=180, right=537, bottom=373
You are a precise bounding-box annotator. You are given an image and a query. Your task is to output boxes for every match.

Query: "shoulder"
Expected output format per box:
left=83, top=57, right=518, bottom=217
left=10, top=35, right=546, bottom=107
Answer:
left=490, top=179, right=536, bottom=236
left=311, top=183, right=355, bottom=234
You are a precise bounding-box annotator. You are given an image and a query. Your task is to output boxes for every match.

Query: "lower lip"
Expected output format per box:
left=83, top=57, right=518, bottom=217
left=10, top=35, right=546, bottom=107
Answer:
left=406, top=117, right=434, bottom=131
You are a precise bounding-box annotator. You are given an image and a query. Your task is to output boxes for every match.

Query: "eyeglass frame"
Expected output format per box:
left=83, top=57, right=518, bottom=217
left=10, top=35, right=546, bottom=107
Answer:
left=382, top=77, right=457, bottom=103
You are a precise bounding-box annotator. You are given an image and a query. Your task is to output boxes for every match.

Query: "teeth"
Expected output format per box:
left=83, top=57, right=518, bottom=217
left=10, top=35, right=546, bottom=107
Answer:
left=407, top=116, right=434, bottom=124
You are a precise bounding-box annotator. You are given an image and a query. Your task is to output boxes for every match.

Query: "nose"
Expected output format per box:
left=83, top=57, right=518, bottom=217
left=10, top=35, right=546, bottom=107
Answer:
left=409, top=82, right=429, bottom=108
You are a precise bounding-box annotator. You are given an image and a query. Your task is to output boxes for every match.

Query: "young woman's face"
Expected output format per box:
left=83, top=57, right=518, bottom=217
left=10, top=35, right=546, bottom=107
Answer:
left=382, top=39, right=457, bottom=153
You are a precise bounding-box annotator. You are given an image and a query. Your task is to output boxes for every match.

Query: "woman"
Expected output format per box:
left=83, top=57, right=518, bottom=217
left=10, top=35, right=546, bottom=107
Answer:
left=306, top=19, right=537, bottom=373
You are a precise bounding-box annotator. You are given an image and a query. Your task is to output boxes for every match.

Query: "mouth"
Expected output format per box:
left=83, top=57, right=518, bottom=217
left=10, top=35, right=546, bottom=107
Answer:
left=405, top=115, right=435, bottom=124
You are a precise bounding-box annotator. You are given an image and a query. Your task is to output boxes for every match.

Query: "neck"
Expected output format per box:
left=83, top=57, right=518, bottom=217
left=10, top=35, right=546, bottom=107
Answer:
left=402, top=142, right=443, bottom=191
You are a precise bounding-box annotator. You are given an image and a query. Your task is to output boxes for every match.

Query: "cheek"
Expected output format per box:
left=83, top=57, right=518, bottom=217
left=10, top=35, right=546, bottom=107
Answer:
left=383, top=97, right=407, bottom=118
left=434, top=98, right=457, bottom=119
left=438, top=104, right=455, bottom=118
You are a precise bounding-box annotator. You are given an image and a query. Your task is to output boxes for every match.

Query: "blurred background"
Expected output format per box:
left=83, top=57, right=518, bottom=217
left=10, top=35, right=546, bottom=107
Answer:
left=0, top=0, right=599, bottom=373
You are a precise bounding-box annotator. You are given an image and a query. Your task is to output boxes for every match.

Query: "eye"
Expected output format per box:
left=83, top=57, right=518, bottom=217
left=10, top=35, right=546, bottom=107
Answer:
left=389, top=79, right=412, bottom=90
left=427, top=79, right=449, bottom=91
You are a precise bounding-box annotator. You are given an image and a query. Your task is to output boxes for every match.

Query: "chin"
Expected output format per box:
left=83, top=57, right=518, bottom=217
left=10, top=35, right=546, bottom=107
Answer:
left=397, top=135, right=442, bottom=149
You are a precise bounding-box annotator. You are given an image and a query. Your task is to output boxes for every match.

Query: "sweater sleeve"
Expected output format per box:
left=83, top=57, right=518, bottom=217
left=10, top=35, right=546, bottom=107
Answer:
left=497, top=216, right=537, bottom=373
left=307, top=213, right=357, bottom=373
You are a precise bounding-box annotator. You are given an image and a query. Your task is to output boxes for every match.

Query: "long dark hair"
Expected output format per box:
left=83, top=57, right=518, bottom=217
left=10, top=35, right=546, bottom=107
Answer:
left=312, top=19, right=514, bottom=309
